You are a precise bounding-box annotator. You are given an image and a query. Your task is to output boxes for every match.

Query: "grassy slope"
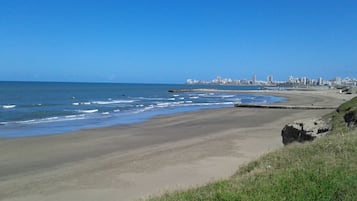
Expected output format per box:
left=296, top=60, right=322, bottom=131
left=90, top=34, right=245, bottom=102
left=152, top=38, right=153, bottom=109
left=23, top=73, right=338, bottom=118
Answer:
left=328, top=96, right=357, bottom=135
left=148, top=97, right=357, bottom=201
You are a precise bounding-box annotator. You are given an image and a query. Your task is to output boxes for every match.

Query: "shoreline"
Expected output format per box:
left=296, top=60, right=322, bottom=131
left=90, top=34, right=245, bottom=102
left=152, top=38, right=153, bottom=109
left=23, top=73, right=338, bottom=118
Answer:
left=0, top=89, right=354, bottom=201
left=0, top=89, right=284, bottom=139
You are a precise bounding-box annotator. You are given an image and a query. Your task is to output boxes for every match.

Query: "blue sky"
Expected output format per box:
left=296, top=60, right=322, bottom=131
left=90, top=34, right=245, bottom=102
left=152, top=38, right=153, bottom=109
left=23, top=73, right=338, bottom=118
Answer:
left=1, top=0, right=356, bottom=83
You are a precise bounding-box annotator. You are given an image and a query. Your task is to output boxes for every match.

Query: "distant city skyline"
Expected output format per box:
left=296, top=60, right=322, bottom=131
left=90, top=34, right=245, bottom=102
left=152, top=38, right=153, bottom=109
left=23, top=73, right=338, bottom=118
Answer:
left=186, top=75, right=357, bottom=87
left=1, top=1, right=357, bottom=83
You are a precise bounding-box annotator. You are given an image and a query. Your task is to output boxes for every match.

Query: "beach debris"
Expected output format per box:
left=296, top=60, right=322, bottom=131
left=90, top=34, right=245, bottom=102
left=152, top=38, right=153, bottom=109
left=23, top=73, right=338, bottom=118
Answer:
left=281, top=118, right=330, bottom=145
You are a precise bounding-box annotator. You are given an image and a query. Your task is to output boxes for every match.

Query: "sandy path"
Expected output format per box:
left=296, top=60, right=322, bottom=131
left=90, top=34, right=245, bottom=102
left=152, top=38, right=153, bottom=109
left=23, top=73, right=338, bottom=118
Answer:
left=0, top=90, right=353, bottom=201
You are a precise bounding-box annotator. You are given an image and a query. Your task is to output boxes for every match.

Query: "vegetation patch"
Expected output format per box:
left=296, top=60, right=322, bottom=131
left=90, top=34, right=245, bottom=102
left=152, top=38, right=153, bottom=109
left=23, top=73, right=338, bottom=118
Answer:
left=328, top=96, right=357, bottom=135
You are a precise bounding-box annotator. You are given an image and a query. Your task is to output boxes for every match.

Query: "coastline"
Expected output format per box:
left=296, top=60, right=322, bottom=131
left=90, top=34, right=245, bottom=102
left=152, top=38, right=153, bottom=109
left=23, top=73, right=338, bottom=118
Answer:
left=0, top=89, right=354, bottom=201
left=0, top=84, right=276, bottom=138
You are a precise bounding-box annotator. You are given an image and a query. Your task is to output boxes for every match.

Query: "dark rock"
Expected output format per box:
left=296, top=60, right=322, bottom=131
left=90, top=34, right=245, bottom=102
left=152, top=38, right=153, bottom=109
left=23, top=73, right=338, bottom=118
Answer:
left=346, top=87, right=357, bottom=94
left=281, top=118, right=330, bottom=145
left=344, top=110, right=357, bottom=128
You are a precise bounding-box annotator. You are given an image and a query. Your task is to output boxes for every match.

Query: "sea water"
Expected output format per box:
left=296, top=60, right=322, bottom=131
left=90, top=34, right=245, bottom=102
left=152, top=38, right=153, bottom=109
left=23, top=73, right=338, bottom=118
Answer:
left=0, top=82, right=285, bottom=138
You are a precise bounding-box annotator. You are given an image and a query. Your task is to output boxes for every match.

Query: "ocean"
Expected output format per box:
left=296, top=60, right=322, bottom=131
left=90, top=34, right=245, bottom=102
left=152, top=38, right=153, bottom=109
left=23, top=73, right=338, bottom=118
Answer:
left=0, top=82, right=286, bottom=138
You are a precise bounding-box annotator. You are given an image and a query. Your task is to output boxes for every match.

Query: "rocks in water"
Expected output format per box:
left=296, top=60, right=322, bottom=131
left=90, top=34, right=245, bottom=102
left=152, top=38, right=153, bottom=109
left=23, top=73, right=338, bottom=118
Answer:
left=281, top=118, right=330, bottom=145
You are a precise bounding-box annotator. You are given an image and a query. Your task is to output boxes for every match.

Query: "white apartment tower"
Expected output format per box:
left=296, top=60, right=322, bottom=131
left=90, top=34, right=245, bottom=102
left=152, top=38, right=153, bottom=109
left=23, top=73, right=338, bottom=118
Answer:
left=252, top=74, right=257, bottom=85
left=318, top=77, right=323, bottom=86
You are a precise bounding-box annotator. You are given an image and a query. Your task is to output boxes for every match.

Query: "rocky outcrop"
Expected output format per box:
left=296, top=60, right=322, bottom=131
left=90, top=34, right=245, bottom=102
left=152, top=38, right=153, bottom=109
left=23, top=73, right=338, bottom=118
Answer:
left=346, top=87, right=357, bottom=94
left=281, top=118, right=330, bottom=145
left=344, top=110, right=357, bottom=128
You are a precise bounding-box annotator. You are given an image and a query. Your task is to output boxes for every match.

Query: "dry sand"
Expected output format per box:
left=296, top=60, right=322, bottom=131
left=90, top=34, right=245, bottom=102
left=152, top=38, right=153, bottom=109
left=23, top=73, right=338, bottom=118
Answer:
left=0, top=89, right=354, bottom=201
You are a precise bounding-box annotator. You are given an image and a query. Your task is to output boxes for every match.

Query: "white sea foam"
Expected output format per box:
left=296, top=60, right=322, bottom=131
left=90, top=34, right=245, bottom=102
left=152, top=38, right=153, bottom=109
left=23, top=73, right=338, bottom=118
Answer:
left=156, top=101, right=185, bottom=108
left=102, top=112, right=110, bottom=115
left=15, top=114, right=88, bottom=125
left=189, top=96, right=199, bottom=99
left=72, top=102, right=92, bottom=106
left=65, top=114, right=86, bottom=120
left=221, top=95, right=235, bottom=98
left=78, top=109, right=98, bottom=113
left=30, top=117, right=60, bottom=124
left=156, top=102, right=171, bottom=107
left=20, top=119, right=36, bottom=124
left=132, top=105, right=155, bottom=114
left=157, top=100, right=235, bottom=108
left=65, top=115, right=77, bottom=118
left=142, top=105, right=155, bottom=111
left=138, top=97, right=167, bottom=101
left=92, top=100, right=135, bottom=105
left=181, top=102, right=234, bottom=107
left=46, top=117, right=59, bottom=120
left=226, top=98, right=241, bottom=102
left=113, top=109, right=121, bottom=112
left=168, top=98, right=175, bottom=101
left=63, top=115, right=87, bottom=121
left=2, top=105, right=16, bottom=109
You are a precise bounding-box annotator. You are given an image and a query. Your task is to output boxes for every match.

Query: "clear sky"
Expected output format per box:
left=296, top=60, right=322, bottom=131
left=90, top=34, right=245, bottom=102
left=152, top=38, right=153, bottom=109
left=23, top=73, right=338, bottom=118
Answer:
left=1, top=0, right=356, bottom=83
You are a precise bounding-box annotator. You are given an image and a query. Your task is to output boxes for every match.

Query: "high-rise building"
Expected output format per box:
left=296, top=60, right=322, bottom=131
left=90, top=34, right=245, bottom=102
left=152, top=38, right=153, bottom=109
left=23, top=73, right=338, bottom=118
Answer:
left=252, top=74, right=257, bottom=85
left=302, top=77, right=307, bottom=85
left=216, top=76, right=222, bottom=84
left=318, top=77, right=323, bottom=86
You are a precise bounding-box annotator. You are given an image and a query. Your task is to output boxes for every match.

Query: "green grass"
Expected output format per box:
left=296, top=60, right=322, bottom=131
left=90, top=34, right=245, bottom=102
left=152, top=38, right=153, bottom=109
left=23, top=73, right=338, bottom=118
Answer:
left=327, top=96, right=357, bottom=135
left=147, top=97, right=357, bottom=201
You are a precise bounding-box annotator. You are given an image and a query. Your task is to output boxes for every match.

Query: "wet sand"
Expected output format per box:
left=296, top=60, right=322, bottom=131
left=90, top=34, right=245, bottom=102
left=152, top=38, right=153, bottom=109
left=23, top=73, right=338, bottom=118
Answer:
left=0, top=89, right=353, bottom=201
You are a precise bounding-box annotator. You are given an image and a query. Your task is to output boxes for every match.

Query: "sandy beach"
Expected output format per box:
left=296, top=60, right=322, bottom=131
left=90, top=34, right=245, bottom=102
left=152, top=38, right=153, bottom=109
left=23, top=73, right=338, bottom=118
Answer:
left=0, top=89, right=354, bottom=201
